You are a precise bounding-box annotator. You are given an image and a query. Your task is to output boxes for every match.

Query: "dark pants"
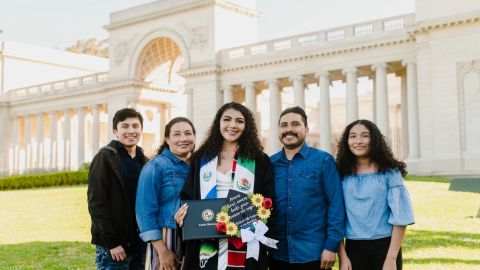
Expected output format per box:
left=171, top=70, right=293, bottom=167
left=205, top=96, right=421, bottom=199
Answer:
left=269, top=257, right=330, bottom=270
left=95, top=245, right=146, bottom=270
left=345, top=237, right=402, bottom=270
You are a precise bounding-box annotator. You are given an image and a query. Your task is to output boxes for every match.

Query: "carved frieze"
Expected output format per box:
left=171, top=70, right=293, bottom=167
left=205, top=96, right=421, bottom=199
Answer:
left=178, top=23, right=209, bottom=51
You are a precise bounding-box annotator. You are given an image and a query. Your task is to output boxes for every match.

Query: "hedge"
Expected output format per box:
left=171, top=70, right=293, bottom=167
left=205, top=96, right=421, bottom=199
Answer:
left=0, top=171, right=89, bottom=191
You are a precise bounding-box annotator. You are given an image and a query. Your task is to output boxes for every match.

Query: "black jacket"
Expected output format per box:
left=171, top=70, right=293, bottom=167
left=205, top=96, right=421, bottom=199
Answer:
left=181, top=153, right=274, bottom=270
left=87, top=140, right=148, bottom=253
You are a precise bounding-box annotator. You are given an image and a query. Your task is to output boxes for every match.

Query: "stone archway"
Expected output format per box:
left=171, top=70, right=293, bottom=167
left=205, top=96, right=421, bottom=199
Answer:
left=131, top=35, right=189, bottom=156
left=135, top=37, right=186, bottom=89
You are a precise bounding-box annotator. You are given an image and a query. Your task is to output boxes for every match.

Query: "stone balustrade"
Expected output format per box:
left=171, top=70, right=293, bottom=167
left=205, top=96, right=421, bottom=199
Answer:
left=220, top=14, right=415, bottom=60
left=3, top=72, right=108, bottom=100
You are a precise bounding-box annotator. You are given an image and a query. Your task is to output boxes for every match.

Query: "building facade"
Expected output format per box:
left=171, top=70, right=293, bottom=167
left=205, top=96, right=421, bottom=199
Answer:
left=1, top=0, right=480, bottom=176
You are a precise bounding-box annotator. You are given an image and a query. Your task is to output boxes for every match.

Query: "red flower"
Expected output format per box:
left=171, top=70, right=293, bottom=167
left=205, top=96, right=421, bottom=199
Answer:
left=215, top=222, right=227, bottom=233
left=262, top=198, right=273, bottom=209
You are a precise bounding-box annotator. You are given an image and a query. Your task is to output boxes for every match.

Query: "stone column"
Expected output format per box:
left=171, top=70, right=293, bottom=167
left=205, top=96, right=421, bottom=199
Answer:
left=0, top=104, right=9, bottom=176
left=50, top=111, right=58, bottom=170
left=243, top=82, right=257, bottom=112
left=12, top=116, right=19, bottom=174
left=63, top=109, right=71, bottom=170
left=372, top=63, right=389, bottom=136
left=342, top=67, right=359, bottom=124
left=24, top=115, right=31, bottom=172
left=370, top=74, right=376, bottom=122
left=290, top=75, right=305, bottom=108
left=399, top=72, right=409, bottom=159
left=92, top=105, right=101, bottom=155
left=159, top=104, right=167, bottom=145
left=77, top=107, right=86, bottom=167
left=36, top=113, right=45, bottom=170
left=185, top=88, right=194, bottom=120
left=316, top=71, right=332, bottom=153
left=403, top=60, right=420, bottom=160
left=223, top=85, right=234, bottom=104
left=0, top=55, right=4, bottom=96
left=267, top=79, right=282, bottom=154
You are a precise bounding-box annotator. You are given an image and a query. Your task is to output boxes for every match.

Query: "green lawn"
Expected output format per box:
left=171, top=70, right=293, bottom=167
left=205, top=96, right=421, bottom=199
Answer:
left=0, top=180, right=479, bottom=269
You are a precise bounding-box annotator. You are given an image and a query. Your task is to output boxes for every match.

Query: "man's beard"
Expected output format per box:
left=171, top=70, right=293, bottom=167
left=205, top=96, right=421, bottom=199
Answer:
left=281, top=132, right=304, bottom=149
left=283, top=139, right=304, bottom=149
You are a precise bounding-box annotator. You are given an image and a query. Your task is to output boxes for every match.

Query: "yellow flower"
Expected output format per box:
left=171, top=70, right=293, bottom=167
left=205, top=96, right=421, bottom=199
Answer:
left=216, top=212, right=230, bottom=223
left=257, top=207, right=271, bottom=220
left=226, top=222, right=238, bottom=236
left=251, top=194, right=264, bottom=207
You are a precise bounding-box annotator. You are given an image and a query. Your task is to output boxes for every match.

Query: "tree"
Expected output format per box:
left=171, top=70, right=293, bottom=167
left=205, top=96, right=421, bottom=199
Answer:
left=66, top=38, right=108, bottom=58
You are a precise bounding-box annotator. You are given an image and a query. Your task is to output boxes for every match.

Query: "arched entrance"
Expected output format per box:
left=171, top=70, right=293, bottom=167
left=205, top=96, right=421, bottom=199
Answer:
left=135, top=37, right=185, bottom=89
left=133, top=36, right=188, bottom=157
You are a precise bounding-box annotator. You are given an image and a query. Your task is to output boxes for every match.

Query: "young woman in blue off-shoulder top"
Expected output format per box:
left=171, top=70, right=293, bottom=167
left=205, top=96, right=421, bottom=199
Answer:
left=336, top=119, right=414, bottom=270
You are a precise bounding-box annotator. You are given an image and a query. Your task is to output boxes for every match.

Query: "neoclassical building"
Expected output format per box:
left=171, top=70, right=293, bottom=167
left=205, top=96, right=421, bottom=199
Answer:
left=1, top=0, right=480, bottom=176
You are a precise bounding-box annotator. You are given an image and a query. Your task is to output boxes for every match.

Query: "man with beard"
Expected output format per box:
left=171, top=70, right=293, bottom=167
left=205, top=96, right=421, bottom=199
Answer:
left=268, top=106, right=345, bottom=270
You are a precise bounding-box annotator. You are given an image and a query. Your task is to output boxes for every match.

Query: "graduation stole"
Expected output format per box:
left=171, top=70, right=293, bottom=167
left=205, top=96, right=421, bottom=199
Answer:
left=198, top=151, right=255, bottom=269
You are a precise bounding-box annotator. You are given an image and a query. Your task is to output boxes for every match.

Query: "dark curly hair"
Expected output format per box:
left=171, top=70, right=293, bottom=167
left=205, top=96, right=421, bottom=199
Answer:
left=194, top=102, right=264, bottom=161
left=336, top=119, right=407, bottom=178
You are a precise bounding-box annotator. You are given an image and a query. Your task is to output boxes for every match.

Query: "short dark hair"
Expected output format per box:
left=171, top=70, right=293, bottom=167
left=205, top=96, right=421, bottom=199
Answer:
left=279, top=106, right=308, bottom=127
left=112, top=108, right=143, bottom=130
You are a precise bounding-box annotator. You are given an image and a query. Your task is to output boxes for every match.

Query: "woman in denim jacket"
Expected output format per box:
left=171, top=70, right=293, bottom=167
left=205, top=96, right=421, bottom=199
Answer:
left=136, top=117, right=196, bottom=270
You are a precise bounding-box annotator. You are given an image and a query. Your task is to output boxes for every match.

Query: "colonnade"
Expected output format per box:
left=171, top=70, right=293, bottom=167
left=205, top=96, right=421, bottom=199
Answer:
left=186, top=61, right=420, bottom=157
left=6, top=60, right=420, bottom=174
left=9, top=105, right=104, bottom=174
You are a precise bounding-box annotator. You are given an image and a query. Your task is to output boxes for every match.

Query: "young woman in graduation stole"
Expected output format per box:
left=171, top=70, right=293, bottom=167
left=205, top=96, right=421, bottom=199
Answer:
left=175, top=102, right=274, bottom=270
left=136, top=117, right=196, bottom=270
left=336, top=120, right=414, bottom=270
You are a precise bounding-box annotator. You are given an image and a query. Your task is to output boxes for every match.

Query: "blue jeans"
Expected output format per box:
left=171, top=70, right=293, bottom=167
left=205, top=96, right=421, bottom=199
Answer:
left=95, top=245, right=145, bottom=270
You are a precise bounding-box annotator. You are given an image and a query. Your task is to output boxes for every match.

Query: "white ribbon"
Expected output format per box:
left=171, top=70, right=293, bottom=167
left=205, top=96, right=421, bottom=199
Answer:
left=240, top=220, right=278, bottom=261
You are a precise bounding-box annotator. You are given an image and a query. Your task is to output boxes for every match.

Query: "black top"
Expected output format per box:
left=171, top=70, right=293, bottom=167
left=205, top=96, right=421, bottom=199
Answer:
left=87, top=140, right=148, bottom=253
left=115, top=141, right=144, bottom=209
left=181, top=153, right=274, bottom=270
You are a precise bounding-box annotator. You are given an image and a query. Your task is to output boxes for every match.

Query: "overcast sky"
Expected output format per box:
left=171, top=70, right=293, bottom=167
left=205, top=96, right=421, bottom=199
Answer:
left=0, top=0, right=415, bottom=49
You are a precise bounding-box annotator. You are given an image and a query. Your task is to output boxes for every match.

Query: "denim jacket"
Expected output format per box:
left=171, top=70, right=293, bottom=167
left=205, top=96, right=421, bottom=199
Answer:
left=269, top=143, right=345, bottom=263
left=135, top=148, right=190, bottom=242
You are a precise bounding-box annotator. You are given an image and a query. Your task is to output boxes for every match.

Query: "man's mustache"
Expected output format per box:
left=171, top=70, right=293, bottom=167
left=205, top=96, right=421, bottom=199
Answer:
left=282, top=132, right=298, bottom=138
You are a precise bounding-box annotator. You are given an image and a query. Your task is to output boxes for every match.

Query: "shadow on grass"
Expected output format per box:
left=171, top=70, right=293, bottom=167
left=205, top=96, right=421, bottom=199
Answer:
left=0, top=241, right=95, bottom=269
left=404, top=258, right=480, bottom=265
left=404, top=230, right=480, bottom=250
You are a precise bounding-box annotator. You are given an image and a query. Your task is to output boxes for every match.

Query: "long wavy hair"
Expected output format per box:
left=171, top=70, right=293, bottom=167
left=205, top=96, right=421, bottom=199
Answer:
left=156, top=117, right=196, bottom=156
left=194, top=102, right=264, bottom=161
left=336, top=119, right=407, bottom=178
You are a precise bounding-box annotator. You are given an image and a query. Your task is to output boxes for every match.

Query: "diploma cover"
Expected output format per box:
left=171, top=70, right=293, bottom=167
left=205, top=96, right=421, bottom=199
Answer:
left=181, top=198, right=227, bottom=241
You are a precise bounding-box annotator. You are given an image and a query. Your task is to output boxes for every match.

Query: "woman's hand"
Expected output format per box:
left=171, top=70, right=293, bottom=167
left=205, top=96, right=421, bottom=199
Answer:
left=159, top=248, right=177, bottom=270
left=338, top=240, right=351, bottom=270
left=174, top=203, right=188, bottom=227
left=382, top=257, right=397, bottom=270
left=152, top=240, right=177, bottom=270
left=339, top=254, right=352, bottom=270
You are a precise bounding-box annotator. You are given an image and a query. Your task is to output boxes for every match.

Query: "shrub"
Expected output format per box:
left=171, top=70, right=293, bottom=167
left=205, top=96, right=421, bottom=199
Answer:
left=0, top=171, right=89, bottom=191
left=78, top=162, right=91, bottom=171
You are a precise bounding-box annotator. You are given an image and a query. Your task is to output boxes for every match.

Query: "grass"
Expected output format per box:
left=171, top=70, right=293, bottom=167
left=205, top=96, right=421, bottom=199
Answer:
left=405, top=175, right=451, bottom=183
left=0, top=179, right=479, bottom=269
left=0, top=185, right=95, bottom=270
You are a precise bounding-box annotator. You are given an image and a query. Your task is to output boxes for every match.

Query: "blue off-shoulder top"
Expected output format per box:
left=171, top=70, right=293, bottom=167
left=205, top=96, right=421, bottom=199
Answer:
left=342, top=169, right=415, bottom=240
